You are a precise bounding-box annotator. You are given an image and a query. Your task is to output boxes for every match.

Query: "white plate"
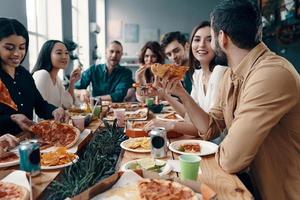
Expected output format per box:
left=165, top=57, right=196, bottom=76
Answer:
left=160, top=101, right=170, bottom=106
left=120, top=159, right=172, bottom=176
left=0, top=153, right=19, bottom=168
left=104, top=108, right=148, bottom=121
left=125, top=108, right=148, bottom=121
left=156, top=113, right=184, bottom=122
left=41, top=155, right=79, bottom=170
left=169, top=140, right=218, bottom=156
left=120, top=137, right=151, bottom=153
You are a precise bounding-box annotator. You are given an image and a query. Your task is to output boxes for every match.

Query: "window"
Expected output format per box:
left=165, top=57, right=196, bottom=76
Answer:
left=26, top=0, right=62, bottom=73
left=72, top=0, right=90, bottom=69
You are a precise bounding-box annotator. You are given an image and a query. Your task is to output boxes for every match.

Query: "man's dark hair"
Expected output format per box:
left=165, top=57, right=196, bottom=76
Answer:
left=160, top=31, right=188, bottom=50
left=210, top=0, right=262, bottom=49
left=110, top=40, right=123, bottom=50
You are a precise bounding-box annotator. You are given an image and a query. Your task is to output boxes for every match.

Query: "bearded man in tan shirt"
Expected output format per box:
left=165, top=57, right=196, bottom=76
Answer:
left=158, top=0, right=300, bottom=199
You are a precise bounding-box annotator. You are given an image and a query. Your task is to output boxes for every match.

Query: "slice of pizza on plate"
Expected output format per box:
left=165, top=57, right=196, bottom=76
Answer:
left=0, top=170, right=31, bottom=200
left=0, top=152, right=19, bottom=168
left=0, top=181, right=29, bottom=200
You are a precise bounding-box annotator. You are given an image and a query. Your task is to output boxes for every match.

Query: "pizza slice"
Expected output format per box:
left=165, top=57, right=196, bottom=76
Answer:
left=0, top=181, right=29, bottom=200
left=0, top=79, right=18, bottom=111
left=150, top=63, right=171, bottom=78
left=0, top=152, right=19, bottom=163
left=151, top=63, right=189, bottom=80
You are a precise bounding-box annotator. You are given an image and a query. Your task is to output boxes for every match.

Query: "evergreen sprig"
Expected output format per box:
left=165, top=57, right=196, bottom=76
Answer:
left=45, top=120, right=127, bottom=200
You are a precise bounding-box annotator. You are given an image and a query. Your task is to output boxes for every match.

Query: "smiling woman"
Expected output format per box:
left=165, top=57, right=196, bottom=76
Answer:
left=31, top=40, right=82, bottom=109
left=0, top=17, right=65, bottom=135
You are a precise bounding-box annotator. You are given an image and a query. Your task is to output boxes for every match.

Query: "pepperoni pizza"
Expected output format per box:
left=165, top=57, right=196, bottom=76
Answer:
left=138, top=179, right=197, bottom=200
left=0, top=181, right=29, bottom=200
left=30, top=120, right=80, bottom=148
left=0, top=152, right=18, bottom=164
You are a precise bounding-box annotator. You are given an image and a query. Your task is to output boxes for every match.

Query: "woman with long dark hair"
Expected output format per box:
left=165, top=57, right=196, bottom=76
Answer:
left=0, top=18, right=66, bottom=135
left=32, top=40, right=81, bottom=108
left=135, top=41, right=164, bottom=102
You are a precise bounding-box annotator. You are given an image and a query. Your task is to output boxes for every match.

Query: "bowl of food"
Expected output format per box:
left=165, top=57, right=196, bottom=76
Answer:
left=148, top=104, right=164, bottom=113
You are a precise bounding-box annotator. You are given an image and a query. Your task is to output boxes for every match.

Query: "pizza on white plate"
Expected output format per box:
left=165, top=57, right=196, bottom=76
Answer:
left=0, top=181, right=29, bottom=200
left=138, top=179, right=198, bottom=200
left=96, top=178, right=197, bottom=200
left=0, top=152, right=19, bottom=164
left=30, top=120, right=80, bottom=148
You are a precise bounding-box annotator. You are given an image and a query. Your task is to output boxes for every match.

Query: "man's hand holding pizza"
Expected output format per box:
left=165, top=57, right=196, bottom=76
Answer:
left=162, top=74, right=186, bottom=97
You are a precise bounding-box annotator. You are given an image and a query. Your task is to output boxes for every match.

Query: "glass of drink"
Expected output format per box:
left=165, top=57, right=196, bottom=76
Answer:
left=145, top=97, right=154, bottom=106
left=179, top=155, right=201, bottom=181
left=113, top=108, right=126, bottom=127
left=71, top=115, right=85, bottom=131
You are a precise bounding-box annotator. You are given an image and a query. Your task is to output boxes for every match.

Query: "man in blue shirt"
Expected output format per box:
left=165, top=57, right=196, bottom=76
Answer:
left=75, top=41, right=133, bottom=102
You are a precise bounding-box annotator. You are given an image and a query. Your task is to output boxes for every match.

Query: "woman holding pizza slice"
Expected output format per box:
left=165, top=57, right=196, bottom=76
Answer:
left=0, top=17, right=66, bottom=135
left=145, top=21, right=227, bottom=138
left=135, top=41, right=164, bottom=102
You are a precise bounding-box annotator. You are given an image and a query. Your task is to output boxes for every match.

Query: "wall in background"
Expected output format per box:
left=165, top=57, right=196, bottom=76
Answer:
left=265, top=38, right=300, bottom=73
left=106, top=0, right=218, bottom=57
left=0, top=0, right=29, bottom=68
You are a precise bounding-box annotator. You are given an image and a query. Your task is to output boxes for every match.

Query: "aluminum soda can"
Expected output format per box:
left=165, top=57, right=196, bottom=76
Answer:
left=19, top=139, right=41, bottom=176
left=149, top=127, right=168, bottom=158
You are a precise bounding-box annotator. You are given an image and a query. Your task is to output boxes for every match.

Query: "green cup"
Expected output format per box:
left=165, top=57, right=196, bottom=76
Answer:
left=93, top=105, right=102, bottom=118
left=145, top=97, right=154, bottom=106
left=179, top=155, right=201, bottom=181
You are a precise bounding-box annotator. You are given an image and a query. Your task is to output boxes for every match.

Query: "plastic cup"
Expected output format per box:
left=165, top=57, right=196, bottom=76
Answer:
left=71, top=115, right=85, bottom=131
left=179, top=155, right=201, bottom=181
left=113, top=108, right=126, bottom=127
left=145, top=97, right=154, bottom=106
left=93, top=105, right=102, bottom=118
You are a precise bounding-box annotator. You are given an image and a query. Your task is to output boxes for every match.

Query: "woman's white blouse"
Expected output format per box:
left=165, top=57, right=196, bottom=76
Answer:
left=33, top=69, right=73, bottom=108
left=190, top=65, right=227, bottom=113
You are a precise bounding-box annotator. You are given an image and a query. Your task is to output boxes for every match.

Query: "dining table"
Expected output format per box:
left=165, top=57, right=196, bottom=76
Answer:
left=118, top=134, right=253, bottom=200
left=0, top=103, right=254, bottom=200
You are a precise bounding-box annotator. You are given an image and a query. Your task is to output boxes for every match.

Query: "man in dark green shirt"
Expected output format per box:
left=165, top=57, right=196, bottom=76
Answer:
left=75, top=41, right=133, bottom=102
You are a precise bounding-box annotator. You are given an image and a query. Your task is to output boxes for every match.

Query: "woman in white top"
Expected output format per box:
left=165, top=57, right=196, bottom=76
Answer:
left=145, top=21, right=227, bottom=137
left=32, top=40, right=81, bottom=108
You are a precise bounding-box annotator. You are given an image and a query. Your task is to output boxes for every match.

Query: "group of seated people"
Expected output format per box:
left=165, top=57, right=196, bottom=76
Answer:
left=0, top=0, right=299, bottom=199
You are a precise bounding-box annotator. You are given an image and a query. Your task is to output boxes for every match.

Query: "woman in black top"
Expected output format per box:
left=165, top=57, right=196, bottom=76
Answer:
left=0, top=17, right=66, bottom=135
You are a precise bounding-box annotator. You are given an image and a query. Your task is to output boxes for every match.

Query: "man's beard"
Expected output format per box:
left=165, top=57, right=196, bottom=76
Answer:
left=214, top=39, right=228, bottom=66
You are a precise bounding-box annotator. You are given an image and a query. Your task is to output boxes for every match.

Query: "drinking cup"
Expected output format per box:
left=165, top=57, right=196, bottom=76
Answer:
left=179, top=155, right=201, bottom=181
left=113, top=108, right=126, bottom=127
left=71, top=115, right=85, bottom=131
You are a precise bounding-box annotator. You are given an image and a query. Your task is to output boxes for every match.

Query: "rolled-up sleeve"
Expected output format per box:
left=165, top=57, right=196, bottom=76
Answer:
left=110, top=69, right=133, bottom=102
left=216, top=66, right=299, bottom=173
left=75, top=67, right=92, bottom=89
left=200, top=83, right=226, bottom=140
